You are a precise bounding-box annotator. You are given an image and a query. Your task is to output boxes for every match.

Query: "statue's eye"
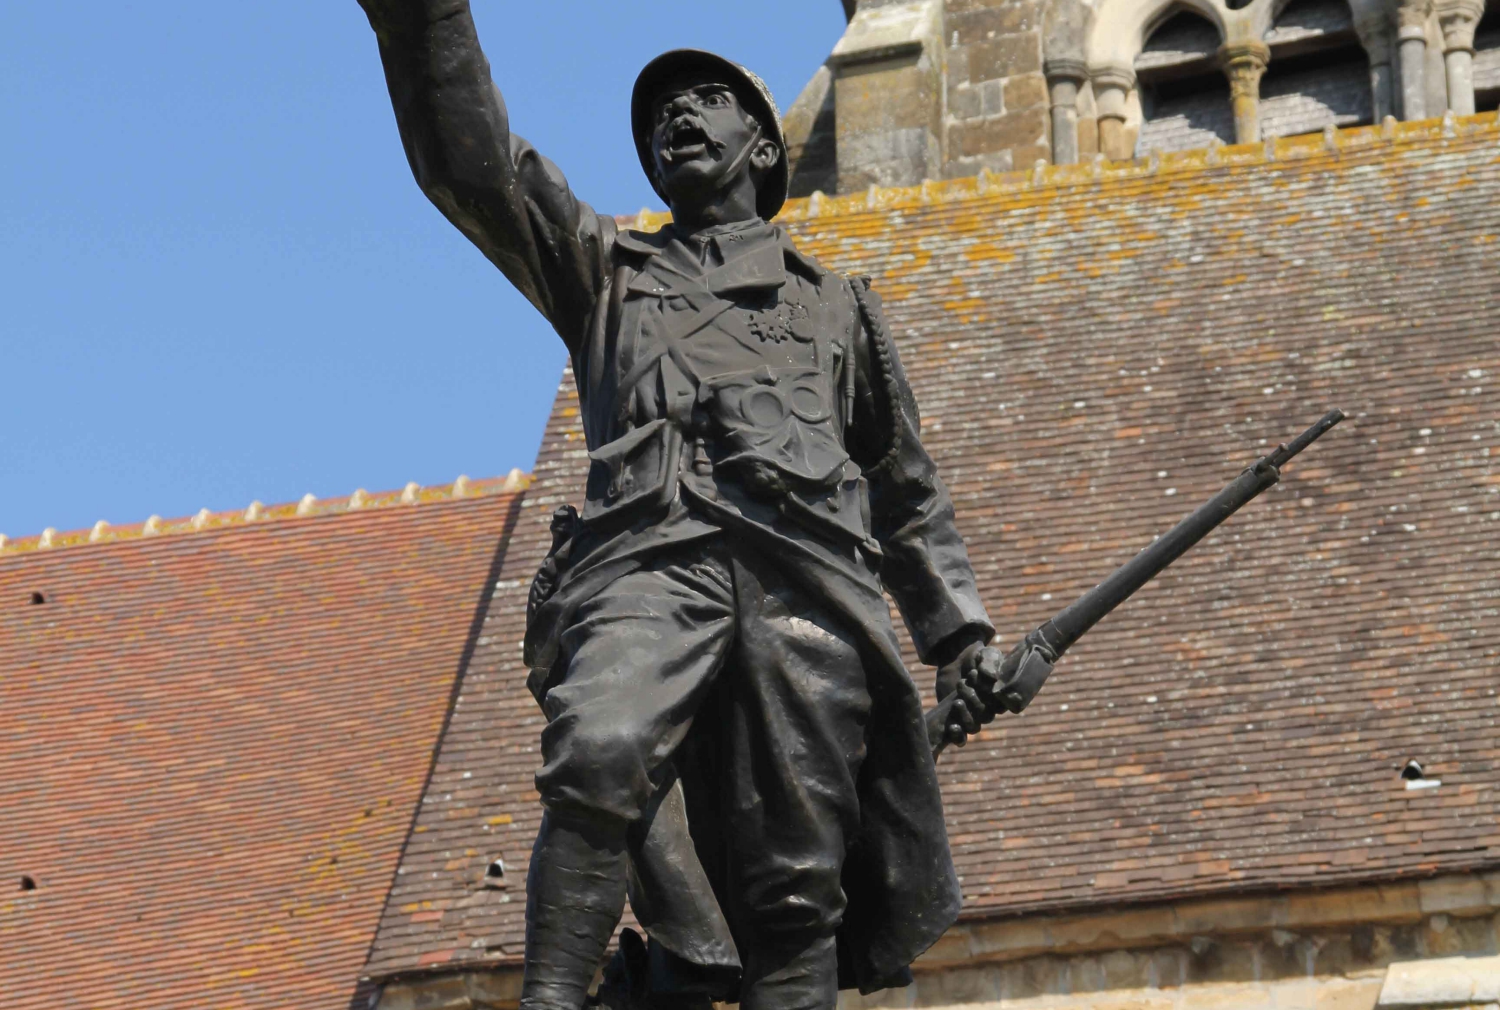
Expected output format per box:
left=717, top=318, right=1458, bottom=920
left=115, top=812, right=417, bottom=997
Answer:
left=703, top=92, right=728, bottom=107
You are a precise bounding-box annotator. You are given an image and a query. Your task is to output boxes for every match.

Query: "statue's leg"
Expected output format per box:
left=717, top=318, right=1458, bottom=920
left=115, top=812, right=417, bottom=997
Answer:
left=522, top=812, right=629, bottom=1010
left=721, top=554, right=872, bottom=1010
left=522, top=551, right=737, bottom=1010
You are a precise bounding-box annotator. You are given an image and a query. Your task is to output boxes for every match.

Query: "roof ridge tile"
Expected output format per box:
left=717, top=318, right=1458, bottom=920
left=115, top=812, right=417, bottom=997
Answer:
left=0, top=468, right=531, bottom=558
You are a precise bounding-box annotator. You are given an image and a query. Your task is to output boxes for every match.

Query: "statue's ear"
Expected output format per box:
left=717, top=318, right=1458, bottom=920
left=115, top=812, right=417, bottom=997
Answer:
left=751, top=138, right=781, bottom=172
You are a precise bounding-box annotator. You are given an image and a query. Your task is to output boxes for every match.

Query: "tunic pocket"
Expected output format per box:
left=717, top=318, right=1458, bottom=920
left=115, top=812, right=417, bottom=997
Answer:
left=701, top=365, right=850, bottom=497
left=581, top=419, right=683, bottom=527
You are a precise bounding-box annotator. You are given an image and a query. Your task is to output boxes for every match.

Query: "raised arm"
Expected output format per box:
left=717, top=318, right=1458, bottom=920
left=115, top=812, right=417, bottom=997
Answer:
left=357, top=0, right=613, bottom=351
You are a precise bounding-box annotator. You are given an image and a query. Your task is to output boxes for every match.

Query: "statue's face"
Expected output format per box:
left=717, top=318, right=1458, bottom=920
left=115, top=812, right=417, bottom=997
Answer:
left=649, top=75, right=777, bottom=212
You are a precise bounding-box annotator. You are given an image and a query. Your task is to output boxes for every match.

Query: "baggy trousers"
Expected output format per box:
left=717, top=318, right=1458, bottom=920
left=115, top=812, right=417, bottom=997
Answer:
left=534, top=536, right=873, bottom=1002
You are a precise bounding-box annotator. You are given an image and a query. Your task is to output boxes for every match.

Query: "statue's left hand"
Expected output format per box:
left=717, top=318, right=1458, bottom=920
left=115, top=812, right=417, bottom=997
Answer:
left=934, top=641, right=1006, bottom=748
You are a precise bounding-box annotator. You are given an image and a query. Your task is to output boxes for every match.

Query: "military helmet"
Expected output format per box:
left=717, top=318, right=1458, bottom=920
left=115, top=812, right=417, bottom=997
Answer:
left=631, top=48, right=788, bottom=221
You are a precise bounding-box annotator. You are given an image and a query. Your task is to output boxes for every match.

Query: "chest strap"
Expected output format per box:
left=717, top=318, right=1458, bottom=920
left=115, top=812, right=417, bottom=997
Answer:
left=616, top=288, right=737, bottom=405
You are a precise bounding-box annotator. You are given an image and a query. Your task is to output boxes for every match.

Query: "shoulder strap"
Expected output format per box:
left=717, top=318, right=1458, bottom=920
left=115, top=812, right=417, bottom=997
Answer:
left=849, top=275, right=904, bottom=476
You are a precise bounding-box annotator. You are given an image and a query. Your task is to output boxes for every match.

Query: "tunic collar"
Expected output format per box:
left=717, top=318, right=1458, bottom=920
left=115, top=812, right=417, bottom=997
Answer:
left=616, top=219, right=825, bottom=298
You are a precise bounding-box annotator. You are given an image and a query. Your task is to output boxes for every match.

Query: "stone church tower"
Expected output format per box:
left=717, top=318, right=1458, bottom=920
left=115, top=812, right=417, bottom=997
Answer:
left=785, top=0, right=1499, bottom=189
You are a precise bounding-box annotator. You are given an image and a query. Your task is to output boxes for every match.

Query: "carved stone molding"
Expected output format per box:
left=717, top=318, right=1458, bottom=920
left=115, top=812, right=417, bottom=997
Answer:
left=1045, top=58, right=1090, bottom=166
left=1218, top=42, right=1270, bottom=144
left=1090, top=65, right=1136, bottom=101
left=1394, top=0, right=1432, bottom=119
left=1354, top=12, right=1396, bottom=63
left=1219, top=42, right=1271, bottom=99
left=1090, top=66, right=1135, bottom=161
left=1396, top=0, right=1433, bottom=35
left=1436, top=0, right=1485, bottom=53
left=1044, top=57, right=1090, bottom=85
left=1436, top=0, right=1486, bottom=114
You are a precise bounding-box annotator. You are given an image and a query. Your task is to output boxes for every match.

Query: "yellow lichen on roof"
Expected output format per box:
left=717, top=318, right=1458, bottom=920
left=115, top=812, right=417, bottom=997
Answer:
left=619, top=111, right=1500, bottom=233
left=0, top=469, right=532, bottom=558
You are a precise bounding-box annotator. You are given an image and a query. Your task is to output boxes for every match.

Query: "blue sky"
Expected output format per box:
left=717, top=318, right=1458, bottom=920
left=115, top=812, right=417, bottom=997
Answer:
left=0, top=2, right=847, bottom=539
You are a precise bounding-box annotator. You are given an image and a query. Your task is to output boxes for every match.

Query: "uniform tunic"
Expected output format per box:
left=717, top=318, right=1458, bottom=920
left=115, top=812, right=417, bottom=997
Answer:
left=467, top=132, right=994, bottom=997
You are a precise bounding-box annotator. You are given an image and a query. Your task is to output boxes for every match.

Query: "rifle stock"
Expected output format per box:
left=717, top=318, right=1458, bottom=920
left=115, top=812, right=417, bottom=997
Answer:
left=929, top=409, right=1345, bottom=758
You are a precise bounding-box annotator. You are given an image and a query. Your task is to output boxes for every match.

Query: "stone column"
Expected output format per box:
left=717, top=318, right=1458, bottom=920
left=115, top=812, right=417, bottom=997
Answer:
left=1397, top=0, right=1433, bottom=119
left=1219, top=42, right=1271, bottom=144
left=1045, top=58, right=1089, bottom=164
left=1092, top=67, right=1135, bottom=161
left=1437, top=0, right=1485, bottom=115
left=1355, top=15, right=1397, bottom=121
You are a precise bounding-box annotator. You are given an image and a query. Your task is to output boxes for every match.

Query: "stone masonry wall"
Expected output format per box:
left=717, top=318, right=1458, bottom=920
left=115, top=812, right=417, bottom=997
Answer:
left=943, top=0, right=1052, bottom=176
left=783, top=0, right=1054, bottom=192
left=842, top=873, right=1500, bottom=1010
left=374, top=871, right=1500, bottom=1010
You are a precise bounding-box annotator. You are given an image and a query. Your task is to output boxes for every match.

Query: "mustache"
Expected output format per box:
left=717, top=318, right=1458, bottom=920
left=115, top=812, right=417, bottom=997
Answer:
left=660, top=115, right=728, bottom=164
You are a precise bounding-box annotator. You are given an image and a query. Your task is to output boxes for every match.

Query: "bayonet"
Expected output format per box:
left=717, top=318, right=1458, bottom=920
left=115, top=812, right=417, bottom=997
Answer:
left=929, top=409, right=1346, bottom=757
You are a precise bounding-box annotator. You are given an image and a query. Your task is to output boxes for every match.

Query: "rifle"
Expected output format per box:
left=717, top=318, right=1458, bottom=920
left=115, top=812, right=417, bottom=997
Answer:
left=928, top=409, right=1346, bottom=758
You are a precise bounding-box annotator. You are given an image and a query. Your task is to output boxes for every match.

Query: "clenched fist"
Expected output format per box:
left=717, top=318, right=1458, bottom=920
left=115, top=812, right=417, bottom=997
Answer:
left=932, top=639, right=1006, bottom=749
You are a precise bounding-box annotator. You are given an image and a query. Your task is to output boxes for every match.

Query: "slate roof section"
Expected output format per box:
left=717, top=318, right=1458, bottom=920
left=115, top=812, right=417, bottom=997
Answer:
left=0, top=482, right=525, bottom=1009
left=365, top=115, right=1500, bottom=981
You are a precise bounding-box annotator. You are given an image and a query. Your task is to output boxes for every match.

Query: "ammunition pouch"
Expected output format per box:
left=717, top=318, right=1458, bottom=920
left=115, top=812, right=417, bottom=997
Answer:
left=581, top=419, right=683, bottom=528
left=700, top=365, right=849, bottom=500
left=775, top=470, right=873, bottom=551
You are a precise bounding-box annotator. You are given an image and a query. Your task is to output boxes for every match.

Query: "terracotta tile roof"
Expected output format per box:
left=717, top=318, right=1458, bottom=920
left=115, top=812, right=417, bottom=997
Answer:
left=367, top=114, right=1500, bottom=981
left=0, top=479, right=527, bottom=1008
left=0, top=470, right=529, bottom=557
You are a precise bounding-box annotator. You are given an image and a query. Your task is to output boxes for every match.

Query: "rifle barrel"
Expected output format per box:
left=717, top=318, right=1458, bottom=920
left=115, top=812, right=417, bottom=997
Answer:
left=927, top=410, right=1345, bottom=759
left=1042, top=409, right=1344, bottom=657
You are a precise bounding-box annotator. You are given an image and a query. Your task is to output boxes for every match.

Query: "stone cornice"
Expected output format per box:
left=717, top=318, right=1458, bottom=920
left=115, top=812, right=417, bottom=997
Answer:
left=616, top=112, right=1500, bottom=232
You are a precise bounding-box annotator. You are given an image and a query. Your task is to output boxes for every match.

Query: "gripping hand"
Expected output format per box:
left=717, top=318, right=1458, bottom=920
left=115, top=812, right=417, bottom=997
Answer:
left=931, top=640, right=1006, bottom=750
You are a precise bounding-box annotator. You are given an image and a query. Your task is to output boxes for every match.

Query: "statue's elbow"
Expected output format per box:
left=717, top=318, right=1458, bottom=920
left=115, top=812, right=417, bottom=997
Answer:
left=411, top=165, right=478, bottom=224
left=408, top=150, right=489, bottom=211
left=403, top=145, right=445, bottom=198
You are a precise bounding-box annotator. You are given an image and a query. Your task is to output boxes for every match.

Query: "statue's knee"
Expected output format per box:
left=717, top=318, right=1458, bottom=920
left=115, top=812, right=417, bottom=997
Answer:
left=739, top=876, right=845, bottom=941
left=575, top=718, right=653, bottom=776
left=536, top=716, right=655, bottom=822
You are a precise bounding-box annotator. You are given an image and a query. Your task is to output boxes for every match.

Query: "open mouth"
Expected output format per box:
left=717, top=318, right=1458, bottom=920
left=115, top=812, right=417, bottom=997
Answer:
left=663, top=118, right=717, bottom=162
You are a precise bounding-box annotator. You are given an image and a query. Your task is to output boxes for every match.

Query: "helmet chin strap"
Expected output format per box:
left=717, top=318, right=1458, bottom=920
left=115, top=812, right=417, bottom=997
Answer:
left=657, top=124, right=766, bottom=217
left=712, top=124, right=764, bottom=206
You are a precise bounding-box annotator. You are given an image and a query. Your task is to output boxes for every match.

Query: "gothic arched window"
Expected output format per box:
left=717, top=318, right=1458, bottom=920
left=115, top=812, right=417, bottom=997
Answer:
left=1260, top=0, right=1374, bottom=137
left=1476, top=2, right=1499, bottom=113
left=1135, top=9, right=1236, bottom=153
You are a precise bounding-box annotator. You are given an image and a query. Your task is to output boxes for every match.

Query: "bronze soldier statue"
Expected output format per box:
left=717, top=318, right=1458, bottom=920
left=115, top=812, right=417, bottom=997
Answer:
left=354, top=5, right=1004, bottom=1009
